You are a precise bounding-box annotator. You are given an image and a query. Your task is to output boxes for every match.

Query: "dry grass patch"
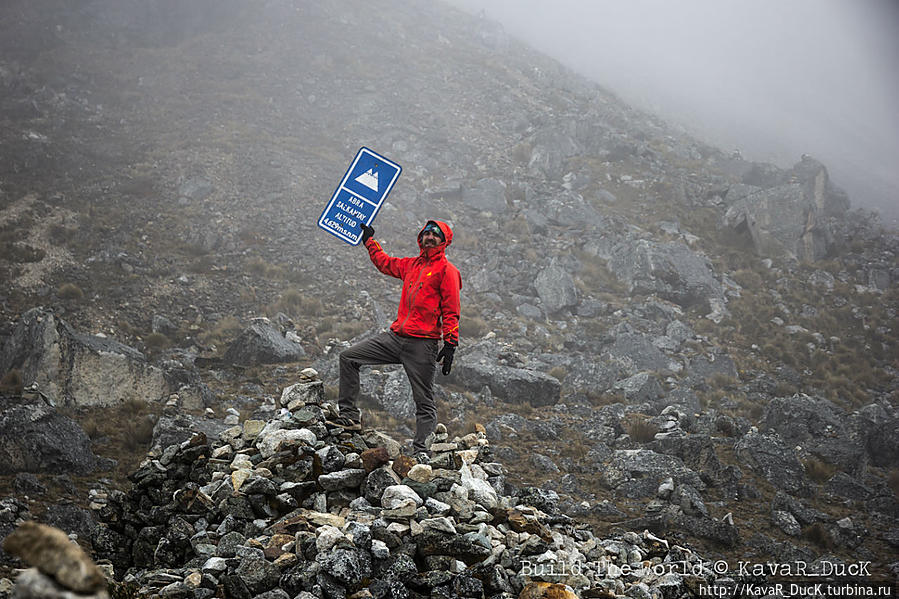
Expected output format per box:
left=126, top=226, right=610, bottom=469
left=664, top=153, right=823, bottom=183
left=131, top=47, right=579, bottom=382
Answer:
left=624, top=413, right=656, bottom=443
left=245, top=256, right=286, bottom=279
left=198, top=316, right=243, bottom=349
left=273, top=288, right=324, bottom=318
left=57, top=282, right=84, bottom=300
left=0, top=369, right=24, bottom=395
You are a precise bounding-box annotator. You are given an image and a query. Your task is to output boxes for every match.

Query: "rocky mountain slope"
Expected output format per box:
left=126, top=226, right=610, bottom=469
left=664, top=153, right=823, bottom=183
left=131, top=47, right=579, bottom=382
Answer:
left=0, top=0, right=897, bottom=593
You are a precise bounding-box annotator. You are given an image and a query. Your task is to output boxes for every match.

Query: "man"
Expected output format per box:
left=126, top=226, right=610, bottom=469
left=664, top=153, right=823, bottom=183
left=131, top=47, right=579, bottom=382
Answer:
left=328, top=220, right=461, bottom=458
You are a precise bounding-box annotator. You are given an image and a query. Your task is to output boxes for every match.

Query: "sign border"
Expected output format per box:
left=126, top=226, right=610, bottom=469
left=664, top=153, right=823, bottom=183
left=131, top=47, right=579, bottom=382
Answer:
left=318, top=147, right=402, bottom=245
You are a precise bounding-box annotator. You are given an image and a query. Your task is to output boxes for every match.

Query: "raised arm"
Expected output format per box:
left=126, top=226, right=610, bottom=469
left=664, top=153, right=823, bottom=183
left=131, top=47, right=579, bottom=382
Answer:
left=364, top=236, right=409, bottom=280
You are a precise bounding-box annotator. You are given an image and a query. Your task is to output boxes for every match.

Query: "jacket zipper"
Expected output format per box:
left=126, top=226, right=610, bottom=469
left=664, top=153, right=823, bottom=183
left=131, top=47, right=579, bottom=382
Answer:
left=398, top=261, right=427, bottom=335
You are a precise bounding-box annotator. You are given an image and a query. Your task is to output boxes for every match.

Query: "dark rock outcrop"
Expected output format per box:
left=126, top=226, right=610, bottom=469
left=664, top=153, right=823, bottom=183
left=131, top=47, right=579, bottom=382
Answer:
left=223, top=319, right=306, bottom=366
left=0, top=395, right=103, bottom=475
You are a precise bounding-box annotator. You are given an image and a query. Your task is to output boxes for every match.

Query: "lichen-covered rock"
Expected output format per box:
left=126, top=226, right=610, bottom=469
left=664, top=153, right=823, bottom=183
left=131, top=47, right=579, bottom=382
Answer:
left=723, top=156, right=849, bottom=261
left=602, top=450, right=704, bottom=498
left=223, top=320, right=306, bottom=366
left=0, top=396, right=102, bottom=475
left=734, top=430, right=812, bottom=497
left=608, top=239, right=725, bottom=310
left=534, top=260, right=578, bottom=314
left=446, top=346, right=560, bottom=407
left=0, top=308, right=166, bottom=406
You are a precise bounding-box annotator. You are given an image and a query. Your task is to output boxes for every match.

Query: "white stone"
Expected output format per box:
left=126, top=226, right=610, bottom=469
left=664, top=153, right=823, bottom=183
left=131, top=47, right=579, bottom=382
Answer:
left=257, top=428, right=316, bottom=458
left=315, top=525, right=345, bottom=554
left=425, top=497, right=451, bottom=516
left=407, top=464, right=433, bottom=483
left=420, top=517, right=457, bottom=535
left=460, top=465, right=498, bottom=509
left=381, top=485, right=423, bottom=509
left=371, top=539, right=390, bottom=559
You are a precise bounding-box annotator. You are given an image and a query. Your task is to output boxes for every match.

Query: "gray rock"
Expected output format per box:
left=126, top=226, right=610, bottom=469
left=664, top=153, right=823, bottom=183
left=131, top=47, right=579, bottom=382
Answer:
left=772, top=510, right=802, bottom=536
left=415, top=530, right=492, bottom=565
left=13, top=473, right=46, bottom=496
left=362, top=467, right=402, bottom=506
left=462, top=178, right=507, bottom=213
left=824, top=472, right=873, bottom=501
left=672, top=484, right=708, bottom=518
left=517, top=487, right=560, bottom=514
left=529, top=453, right=559, bottom=473
left=607, top=333, right=672, bottom=375
left=40, top=502, right=97, bottom=542
left=612, top=372, right=663, bottom=403
left=381, top=369, right=415, bottom=420
left=151, top=315, right=178, bottom=337
left=318, top=547, right=365, bottom=587
left=223, top=320, right=305, bottom=366
left=318, top=469, right=367, bottom=491
left=446, top=351, right=560, bottom=407
left=672, top=512, right=740, bottom=548
left=723, top=157, right=848, bottom=261
left=602, top=450, right=704, bottom=498
left=280, top=380, right=326, bottom=407
left=528, top=128, right=579, bottom=179
left=0, top=397, right=102, bottom=475
left=608, top=239, right=725, bottom=311
left=534, top=261, right=578, bottom=314
left=178, top=176, right=214, bottom=203
left=734, top=430, right=812, bottom=497
left=150, top=412, right=227, bottom=457
left=761, top=394, right=867, bottom=474
left=849, top=403, right=899, bottom=468
left=235, top=552, right=280, bottom=595
left=0, top=308, right=167, bottom=407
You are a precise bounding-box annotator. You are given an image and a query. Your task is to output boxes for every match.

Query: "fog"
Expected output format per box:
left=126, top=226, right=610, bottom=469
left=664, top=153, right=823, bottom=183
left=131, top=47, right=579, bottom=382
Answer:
left=446, top=0, right=899, bottom=225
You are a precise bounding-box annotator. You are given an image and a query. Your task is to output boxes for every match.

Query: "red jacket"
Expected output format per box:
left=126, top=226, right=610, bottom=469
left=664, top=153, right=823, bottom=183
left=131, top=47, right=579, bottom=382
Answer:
left=364, top=220, right=461, bottom=345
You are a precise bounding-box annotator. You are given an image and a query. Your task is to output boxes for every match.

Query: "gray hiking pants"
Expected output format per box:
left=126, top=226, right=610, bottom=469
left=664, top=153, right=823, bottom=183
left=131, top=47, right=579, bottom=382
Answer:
left=338, top=331, right=438, bottom=454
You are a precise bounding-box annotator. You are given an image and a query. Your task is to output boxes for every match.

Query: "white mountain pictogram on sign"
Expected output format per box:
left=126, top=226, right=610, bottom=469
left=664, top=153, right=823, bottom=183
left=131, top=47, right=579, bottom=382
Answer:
left=354, top=168, right=379, bottom=191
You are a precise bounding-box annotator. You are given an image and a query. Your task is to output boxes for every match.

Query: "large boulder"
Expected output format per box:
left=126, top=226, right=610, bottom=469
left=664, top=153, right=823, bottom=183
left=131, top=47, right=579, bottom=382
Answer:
left=849, top=403, right=899, bottom=468
left=607, top=239, right=724, bottom=311
left=601, top=449, right=704, bottom=498
left=761, top=394, right=867, bottom=475
left=445, top=353, right=560, bottom=407
left=0, top=308, right=166, bottom=407
left=534, top=261, right=578, bottom=315
left=461, top=178, right=507, bottom=214
left=734, top=430, right=812, bottom=497
left=223, top=320, right=306, bottom=366
left=723, top=156, right=849, bottom=261
left=0, top=395, right=103, bottom=474
left=527, top=128, right=580, bottom=179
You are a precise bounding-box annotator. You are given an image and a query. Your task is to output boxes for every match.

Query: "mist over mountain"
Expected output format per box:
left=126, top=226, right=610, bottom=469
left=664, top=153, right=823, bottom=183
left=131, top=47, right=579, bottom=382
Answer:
left=0, top=0, right=897, bottom=595
left=447, top=0, right=899, bottom=226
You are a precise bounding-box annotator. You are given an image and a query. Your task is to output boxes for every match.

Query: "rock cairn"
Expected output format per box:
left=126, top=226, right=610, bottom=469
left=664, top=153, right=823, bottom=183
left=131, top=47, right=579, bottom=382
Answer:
left=92, top=378, right=720, bottom=598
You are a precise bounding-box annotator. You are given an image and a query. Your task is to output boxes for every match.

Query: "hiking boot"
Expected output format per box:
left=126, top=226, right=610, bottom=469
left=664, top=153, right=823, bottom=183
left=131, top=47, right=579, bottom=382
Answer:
left=325, top=416, right=362, bottom=431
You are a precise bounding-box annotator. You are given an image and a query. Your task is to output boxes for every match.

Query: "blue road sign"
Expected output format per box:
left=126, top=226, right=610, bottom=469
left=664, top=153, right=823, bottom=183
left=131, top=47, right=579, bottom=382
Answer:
left=318, top=147, right=402, bottom=245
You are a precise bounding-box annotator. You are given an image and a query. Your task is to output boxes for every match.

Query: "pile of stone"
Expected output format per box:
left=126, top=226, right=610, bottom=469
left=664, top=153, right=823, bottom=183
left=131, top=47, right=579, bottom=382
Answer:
left=2, top=521, right=110, bottom=599
left=90, top=377, right=721, bottom=598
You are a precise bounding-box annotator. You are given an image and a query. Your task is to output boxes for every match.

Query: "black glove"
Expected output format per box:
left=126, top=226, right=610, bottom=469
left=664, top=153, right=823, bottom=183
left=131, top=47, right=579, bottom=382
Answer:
left=360, top=223, right=374, bottom=244
left=436, top=343, right=456, bottom=376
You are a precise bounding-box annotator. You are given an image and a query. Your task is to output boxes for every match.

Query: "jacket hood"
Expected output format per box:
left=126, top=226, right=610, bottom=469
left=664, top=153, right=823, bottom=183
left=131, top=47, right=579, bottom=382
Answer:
left=418, top=220, right=453, bottom=257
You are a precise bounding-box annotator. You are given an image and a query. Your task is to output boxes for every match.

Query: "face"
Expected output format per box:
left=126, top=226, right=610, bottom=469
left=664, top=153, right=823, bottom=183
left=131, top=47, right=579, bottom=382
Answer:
left=420, top=229, right=442, bottom=248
